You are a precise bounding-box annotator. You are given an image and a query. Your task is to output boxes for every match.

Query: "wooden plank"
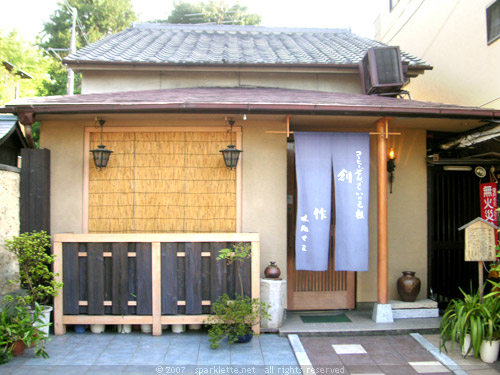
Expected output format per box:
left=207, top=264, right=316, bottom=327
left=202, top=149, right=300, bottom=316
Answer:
left=161, top=243, right=178, bottom=314
left=62, top=243, right=79, bottom=315
left=103, top=243, right=112, bottom=315
left=210, top=242, right=227, bottom=305
left=201, top=243, right=210, bottom=314
left=251, top=241, right=260, bottom=334
left=136, top=243, right=152, bottom=315
left=177, top=243, right=186, bottom=315
left=53, top=241, right=65, bottom=335
left=63, top=315, right=153, bottom=325
left=78, top=243, right=88, bottom=314
left=128, top=243, right=137, bottom=315
left=54, top=233, right=260, bottom=243
left=239, top=253, right=251, bottom=297
left=186, top=242, right=202, bottom=314
left=152, top=242, right=162, bottom=336
left=87, top=243, right=105, bottom=315
left=112, top=243, right=129, bottom=315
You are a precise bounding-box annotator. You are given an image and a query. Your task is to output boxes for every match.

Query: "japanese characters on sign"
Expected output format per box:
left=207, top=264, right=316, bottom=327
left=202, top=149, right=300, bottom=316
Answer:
left=336, top=151, right=365, bottom=221
left=480, top=182, right=498, bottom=225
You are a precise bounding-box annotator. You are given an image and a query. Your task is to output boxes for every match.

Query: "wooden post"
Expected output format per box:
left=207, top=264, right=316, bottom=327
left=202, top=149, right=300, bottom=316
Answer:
left=377, top=119, right=389, bottom=305
left=53, top=241, right=66, bottom=335
left=251, top=240, right=261, bottom=334
left=152, top=242, right=162, bottom=336
left=479, top=261, right=484, bottom=300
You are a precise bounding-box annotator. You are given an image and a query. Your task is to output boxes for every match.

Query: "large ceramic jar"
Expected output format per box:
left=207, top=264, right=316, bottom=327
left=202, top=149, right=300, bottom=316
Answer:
left=397, top=271, right=421, bottom=302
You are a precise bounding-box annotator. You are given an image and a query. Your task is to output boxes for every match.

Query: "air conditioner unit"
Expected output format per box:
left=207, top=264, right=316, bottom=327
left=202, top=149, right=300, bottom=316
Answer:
left=360, top=46, right=404, bottom=95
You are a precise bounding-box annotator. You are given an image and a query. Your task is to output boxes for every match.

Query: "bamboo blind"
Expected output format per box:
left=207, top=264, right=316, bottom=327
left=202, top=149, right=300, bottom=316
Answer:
left=89, top=131, right=236, bottom=233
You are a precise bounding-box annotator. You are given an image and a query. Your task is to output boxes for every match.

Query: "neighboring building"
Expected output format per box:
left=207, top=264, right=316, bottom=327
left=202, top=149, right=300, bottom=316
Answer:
left=375, top=0, right=500, bottom=108
left=375, top=1, right=500, bottom=307
left=2, top=24, right=499, bottom=330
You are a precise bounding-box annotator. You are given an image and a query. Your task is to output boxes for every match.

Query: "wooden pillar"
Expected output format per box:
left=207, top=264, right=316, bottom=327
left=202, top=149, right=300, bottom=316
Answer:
left=376, top=119, right=389, bottom=304
left=53, top=241, right=66, bottom=335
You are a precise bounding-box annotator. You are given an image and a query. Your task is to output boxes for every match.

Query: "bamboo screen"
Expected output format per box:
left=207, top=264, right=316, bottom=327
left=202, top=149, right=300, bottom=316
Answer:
left=88, top=131, right=237, bottom=233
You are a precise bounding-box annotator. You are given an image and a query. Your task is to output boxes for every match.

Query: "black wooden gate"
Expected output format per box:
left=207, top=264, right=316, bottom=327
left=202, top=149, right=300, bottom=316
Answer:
left=20, top=148, right=50, bottom=233
left=428, top=166, right=480, bottom=308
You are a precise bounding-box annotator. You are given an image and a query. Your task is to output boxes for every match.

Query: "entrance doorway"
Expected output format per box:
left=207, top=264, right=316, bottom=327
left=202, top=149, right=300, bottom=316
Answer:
left=286, top=141, right=355, bottom=310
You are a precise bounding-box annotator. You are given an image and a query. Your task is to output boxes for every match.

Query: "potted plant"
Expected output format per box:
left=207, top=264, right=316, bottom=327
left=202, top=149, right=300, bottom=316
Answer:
left=204, top=243, right=269, bottom=349
left=478, top=293, right=500, bottom=363
left=440, top=286, right=485, bottom=358
left=0, top=295, right=49, bottom=364
left=4, top=231, right=63, bottom=338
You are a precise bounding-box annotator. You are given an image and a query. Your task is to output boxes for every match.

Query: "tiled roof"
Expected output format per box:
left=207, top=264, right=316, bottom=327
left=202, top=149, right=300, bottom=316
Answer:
left=3, top=87, right=498, bottom=120
left=0, top=115, right=17, bottom=143
left=65, top=23, right=429, bottom=67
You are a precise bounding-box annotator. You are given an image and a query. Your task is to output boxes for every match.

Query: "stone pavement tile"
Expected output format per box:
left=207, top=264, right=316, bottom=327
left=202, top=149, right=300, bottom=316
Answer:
left=332, top=344, right=367, bottom=354
left=197, top=340, right=231, bottom=365
left=124, top=365, right=169, bottom=375
left=466, top=369, right=500, bottom=375
left=378, top=364, right=420, bottom=374
left=337, top=354, right=376, bottom=366
left=306, top=352, right=343, bottom=366
left=408, top=361, right=450, bottom=374
left=86, top=365, right=126, bottom=374
left=368, top=351, right=409, bottom=366
left=12, top=365, right=90, bottom=375
left=345, top=364, right=384, bottom=374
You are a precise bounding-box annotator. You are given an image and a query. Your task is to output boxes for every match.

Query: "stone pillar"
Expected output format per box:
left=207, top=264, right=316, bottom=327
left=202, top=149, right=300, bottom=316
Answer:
left=0, top=166, right=21, bottom=295
left=260, top=279, right=286, bottom=331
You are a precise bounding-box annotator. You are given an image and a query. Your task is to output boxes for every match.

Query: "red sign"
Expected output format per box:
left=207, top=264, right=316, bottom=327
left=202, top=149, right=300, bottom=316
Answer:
left=480, top=182, right=498, bottom=225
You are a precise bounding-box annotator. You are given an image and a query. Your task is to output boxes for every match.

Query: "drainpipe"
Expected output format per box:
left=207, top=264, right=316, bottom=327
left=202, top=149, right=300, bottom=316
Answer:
left=19, top=112, right=36, bottom=149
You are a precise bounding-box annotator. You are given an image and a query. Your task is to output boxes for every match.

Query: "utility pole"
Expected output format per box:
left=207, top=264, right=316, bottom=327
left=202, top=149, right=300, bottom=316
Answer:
left=67, top=6, right=77, bottom=95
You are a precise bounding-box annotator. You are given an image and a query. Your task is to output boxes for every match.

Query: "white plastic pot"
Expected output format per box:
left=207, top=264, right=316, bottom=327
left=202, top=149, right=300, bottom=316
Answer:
left=90, top=324, right=105, bottom=333
left=171, top=324, right=185, bottom=333
left=140, top=324, right=152, bottom=333
left=117, top=324, right=132, bottom=334
left=480, top=339, right=500, bottom=363
left=461, top=334, right=473, bottom=357
left=29, top=305, right=53, bottom=339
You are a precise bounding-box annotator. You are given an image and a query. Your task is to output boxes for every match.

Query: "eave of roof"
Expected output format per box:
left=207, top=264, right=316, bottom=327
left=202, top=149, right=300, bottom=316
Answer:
left=1, top=87, right=498, bottom=121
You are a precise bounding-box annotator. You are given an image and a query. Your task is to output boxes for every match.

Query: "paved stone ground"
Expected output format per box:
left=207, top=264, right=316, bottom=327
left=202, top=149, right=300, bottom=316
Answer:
left=300, top=334, right=452, bottom=374
left=1, top=331, right=299, bottom=375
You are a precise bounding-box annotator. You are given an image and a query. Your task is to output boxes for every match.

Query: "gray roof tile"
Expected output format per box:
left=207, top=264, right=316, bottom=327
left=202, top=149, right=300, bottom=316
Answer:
left=0, top=115, right=17, bottom=142
left=65, top=23, right=428, bottom=67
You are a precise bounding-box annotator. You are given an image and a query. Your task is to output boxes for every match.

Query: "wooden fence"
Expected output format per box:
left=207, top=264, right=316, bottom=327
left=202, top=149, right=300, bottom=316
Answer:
left=53, top=233, right=260, bottom=336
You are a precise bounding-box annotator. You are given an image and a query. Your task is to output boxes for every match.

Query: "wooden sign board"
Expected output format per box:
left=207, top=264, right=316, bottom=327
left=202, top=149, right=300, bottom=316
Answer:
left=462, top=220, right=497, bottom=262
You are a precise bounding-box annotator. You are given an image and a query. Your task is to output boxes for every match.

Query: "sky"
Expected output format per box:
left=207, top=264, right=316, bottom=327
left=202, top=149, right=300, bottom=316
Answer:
left=2, top=0, right=386, bottom=43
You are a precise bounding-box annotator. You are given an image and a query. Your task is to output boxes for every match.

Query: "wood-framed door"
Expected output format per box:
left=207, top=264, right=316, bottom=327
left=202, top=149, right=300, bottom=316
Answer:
left=286, top=140, right=355, bottom=310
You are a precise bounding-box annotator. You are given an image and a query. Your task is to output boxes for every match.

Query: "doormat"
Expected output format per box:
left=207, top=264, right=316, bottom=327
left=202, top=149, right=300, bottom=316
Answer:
left=300, top=314, right=351, bottom=323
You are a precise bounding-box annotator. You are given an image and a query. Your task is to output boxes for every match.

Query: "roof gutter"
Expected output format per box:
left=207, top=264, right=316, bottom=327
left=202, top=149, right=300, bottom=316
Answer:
left=17, top=112, right=36, bottom=149
left=1, top=102, right=499, bottom=121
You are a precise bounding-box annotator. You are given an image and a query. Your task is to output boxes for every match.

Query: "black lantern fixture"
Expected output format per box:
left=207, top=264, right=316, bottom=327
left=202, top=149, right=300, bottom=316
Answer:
left=90, top=119, right=113, bottom=170
left=220, top=119, right=242, bottom=169
left=387, top=147, right=396, bottom=193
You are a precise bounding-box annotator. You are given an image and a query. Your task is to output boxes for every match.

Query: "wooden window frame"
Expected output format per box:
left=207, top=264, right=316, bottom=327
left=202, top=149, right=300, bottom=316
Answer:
left=83, top=126, right=242, bottom=234
left=487, top=0, right=500, bottom=45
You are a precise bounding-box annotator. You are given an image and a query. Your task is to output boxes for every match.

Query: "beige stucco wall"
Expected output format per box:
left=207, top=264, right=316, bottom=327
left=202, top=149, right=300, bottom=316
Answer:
left=357, top=128, right=428, bottom=302
left=39, top=115, right=288, bottom=279
left=40, top=116, right=427, bottom=304
left=375, top=0, right=500, bottom=108
left=0, top=167, right=20, bottom=295
left=81, top=70, right=362, bottom=95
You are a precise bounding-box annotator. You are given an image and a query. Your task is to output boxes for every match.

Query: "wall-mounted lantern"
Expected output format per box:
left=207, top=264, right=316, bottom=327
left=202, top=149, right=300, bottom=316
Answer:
left=220, top=119, right=242, bottom=170
left=387, top=147, right=396, bottom=193
left=90, top=119, right=113, bottom=170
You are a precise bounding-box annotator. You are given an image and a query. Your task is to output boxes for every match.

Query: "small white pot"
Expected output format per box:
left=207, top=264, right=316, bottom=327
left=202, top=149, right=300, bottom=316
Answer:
left=480, top=339, right=500, bottom=363
left=461, top=334, right=473, bottom=357
left=171, top=324, right=185, bottom=333
left=90, top=324, right=105, bottom=334
left=140, top=324, right=152, bottom=333
left=29, top=305, right=53, bottom=339
left=117, top=324, right=132, bottom=334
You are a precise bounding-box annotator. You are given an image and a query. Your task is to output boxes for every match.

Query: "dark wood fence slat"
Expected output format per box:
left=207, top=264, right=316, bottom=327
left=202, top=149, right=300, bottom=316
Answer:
left=112, top=243, right=129, bottom=315
left=186, top=242, right=202, bottom=314
left=240, top=256, right=251, bottom=297
left=78, top=243, right=88, bottom=314
left=161, top=243, right=178, bottom=315
left=210, top=243, right=227, bottom=305
left=62, top=243, right=79, bottom=314
left=136, top=243, right=152, bottom=315
left=87, top=243, right=104, bottom=315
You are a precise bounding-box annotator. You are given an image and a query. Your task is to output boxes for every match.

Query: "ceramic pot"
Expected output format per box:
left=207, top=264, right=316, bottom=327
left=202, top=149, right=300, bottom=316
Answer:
left=480, top=340, right=500, bottom=363
left=140, top=324, right=152, bottom=333
left=29, top=305, right=53, bottom=339
left=264, top=261, right=281, bottom=279
left=397, top=271, right=421, bottom=302
left=11, top=340, right=25, bottom=356
left=234, top=333, right=253, bottom=343
left=117, top=324, right=132, bottom=334
left=171, top=324, right=185, bottom=333
left=461, top=333, right=473, bottom=357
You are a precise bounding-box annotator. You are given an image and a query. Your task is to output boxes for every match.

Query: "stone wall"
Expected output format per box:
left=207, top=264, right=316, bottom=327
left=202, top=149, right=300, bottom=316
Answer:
left=0, top=165, right=20, bottom=295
